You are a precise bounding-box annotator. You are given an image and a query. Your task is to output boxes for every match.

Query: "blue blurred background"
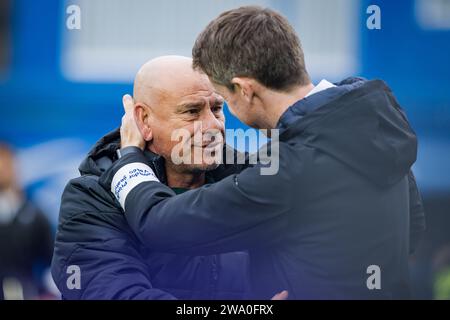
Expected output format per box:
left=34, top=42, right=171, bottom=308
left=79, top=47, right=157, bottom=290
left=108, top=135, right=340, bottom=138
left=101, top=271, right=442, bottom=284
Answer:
left=0, top=0, right=449, bottom=299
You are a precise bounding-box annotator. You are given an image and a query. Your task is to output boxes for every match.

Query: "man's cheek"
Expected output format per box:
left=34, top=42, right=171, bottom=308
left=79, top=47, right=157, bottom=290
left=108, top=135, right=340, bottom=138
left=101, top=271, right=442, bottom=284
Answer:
left=153, top=133, right=175, bottom=157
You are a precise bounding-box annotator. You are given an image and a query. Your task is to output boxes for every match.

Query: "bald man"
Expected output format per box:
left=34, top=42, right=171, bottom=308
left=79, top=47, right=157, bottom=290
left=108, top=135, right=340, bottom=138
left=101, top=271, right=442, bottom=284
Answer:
left=51, top=56, right=251, bottom=300
left=126, top=55, right=227, bottom=189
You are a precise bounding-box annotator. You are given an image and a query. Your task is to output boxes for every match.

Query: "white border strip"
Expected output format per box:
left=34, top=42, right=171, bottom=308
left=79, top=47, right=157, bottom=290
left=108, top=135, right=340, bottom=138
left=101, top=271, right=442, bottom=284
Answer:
left=111, top=162, right=159, bottom=209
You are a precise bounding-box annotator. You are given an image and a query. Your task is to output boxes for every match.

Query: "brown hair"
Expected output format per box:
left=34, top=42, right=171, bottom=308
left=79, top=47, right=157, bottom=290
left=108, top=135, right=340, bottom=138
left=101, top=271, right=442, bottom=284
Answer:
left=192, top=6, right=310, bottom=91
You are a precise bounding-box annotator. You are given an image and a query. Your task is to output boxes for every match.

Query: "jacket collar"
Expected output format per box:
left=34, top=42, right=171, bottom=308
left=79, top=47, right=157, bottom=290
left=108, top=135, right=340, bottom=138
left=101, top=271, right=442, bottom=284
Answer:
left=276, top=77, right=366, bottom=135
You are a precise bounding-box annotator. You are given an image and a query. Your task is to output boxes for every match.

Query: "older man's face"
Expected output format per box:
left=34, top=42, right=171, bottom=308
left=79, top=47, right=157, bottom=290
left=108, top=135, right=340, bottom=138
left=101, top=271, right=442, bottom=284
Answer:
left=147, top=75, right=225, bottom=173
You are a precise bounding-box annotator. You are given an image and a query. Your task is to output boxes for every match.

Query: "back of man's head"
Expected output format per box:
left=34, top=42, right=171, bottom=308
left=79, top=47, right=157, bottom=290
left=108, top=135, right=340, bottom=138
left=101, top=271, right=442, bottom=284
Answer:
left=192, top=6, right=310, bottom=92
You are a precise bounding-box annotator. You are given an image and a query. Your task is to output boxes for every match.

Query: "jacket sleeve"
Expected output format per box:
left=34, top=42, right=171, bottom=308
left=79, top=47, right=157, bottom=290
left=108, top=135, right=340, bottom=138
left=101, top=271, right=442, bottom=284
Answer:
left=51, top=178, right=176, bottom=300
left=408, top=170, right=426, bottom=254
left=100, top=142, right=295, bottom=255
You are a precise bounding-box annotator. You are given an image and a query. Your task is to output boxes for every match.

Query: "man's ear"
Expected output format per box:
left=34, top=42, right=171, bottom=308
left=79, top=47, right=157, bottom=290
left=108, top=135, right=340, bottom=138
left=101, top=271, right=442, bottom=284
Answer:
left=231, top=77, right=255, bottom=103
left=134, top=103, right=153, bottom=142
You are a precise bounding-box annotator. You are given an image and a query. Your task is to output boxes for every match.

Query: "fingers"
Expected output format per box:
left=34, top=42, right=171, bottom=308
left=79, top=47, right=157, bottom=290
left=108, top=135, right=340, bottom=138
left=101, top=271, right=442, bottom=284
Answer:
left=122, top=94, right=134, bottom=113
left=271, top=290, right=288, bottom=300
left=120, top=94, right=146, bottom=150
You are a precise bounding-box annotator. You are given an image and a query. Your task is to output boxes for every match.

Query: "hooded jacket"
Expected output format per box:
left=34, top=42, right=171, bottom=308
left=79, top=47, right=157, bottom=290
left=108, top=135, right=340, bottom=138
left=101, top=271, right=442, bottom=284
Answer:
left=102, top=78, right=426, bottom=299
left=51, top=129, right=250, bottom=299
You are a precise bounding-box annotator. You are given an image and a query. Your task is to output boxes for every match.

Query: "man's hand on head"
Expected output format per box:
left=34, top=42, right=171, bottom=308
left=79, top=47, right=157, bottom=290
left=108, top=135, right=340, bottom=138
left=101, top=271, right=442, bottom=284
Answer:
left=121, top=94, right=146, bottom=150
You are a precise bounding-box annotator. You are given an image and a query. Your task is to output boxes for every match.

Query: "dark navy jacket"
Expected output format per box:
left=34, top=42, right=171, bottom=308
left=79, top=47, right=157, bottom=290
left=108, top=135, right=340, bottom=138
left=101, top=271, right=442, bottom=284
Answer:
left=101, top=78, right=426, bottom=299
left=51, top=130, right=250, bottom=299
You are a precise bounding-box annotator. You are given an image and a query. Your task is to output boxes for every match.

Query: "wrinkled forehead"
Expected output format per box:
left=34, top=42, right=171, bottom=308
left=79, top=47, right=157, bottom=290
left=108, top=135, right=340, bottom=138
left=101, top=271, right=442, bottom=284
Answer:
left=158, top=73, right=222, bottom=110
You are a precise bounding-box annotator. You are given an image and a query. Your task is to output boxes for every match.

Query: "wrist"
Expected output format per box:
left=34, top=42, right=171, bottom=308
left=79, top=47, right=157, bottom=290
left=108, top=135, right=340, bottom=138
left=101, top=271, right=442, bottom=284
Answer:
left=116, top=146, right=143, bottom=159
left=110, top=152, right=160, bottom=209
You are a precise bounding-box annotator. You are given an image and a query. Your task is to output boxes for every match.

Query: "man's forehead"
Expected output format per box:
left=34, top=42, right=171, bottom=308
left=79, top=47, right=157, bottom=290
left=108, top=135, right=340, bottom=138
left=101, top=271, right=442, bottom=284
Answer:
left=171, top=80, right=222, bottom=105
left=177, top=89, right=221, bottom=102
left=138, top=62, right=223, bottom=113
